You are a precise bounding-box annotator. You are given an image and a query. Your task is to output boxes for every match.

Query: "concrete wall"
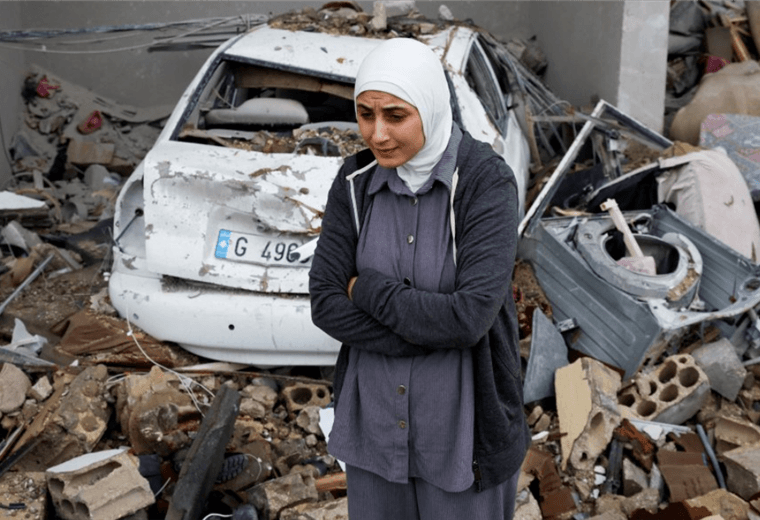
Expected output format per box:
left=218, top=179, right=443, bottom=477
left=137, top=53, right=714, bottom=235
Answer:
left=527, top=0, right=668, bottom=132
left=616, top=0, right=669, bottom=132
left=529, top=0, right=626, bottom=110
left=0, top=2, right=24, bottom=188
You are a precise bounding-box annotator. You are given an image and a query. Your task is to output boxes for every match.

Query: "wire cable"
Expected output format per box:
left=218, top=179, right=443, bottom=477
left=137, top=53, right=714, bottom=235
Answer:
left=123, top=303, right=215, bottom=416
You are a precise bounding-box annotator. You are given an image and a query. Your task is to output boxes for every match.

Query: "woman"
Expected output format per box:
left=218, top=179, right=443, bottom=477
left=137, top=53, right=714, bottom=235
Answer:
left=309, top=37, right=530, bottom=519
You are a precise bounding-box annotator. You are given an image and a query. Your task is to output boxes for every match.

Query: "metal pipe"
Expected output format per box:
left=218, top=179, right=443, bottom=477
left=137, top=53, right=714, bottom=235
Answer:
left=0, top=254, right=54, bottom=315
left=696, top=423, right=726, bottom=489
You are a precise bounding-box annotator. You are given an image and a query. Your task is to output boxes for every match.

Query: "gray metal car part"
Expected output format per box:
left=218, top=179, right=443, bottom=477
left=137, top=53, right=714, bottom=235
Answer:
left=518, top=204, right=760, bottom=379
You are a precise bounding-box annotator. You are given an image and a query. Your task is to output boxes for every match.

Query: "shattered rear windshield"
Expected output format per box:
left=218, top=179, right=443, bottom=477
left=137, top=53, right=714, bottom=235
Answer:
left=175, top=59, right=366, bottom=158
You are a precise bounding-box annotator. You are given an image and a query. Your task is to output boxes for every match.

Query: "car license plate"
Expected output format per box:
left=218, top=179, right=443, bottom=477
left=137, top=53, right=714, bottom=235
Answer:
left=215, top=229, right=309, bottom=266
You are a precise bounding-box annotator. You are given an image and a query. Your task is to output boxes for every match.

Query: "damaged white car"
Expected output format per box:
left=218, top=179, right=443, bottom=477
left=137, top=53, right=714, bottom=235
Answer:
left=109, top=20, right=531, bottom=365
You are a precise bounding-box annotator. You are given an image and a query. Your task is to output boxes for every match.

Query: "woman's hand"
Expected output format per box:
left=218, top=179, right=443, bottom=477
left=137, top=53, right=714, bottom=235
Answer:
left=347, top=276, right=358, bottom=300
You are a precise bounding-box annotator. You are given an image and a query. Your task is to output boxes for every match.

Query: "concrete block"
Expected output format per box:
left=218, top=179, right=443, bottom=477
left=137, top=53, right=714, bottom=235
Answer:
left=555, top=357, right=622, bottom=471
left=240, top=384, right=278, bottom=420
left=685, top=488, right=750, bottom=520
left=66, top=140, right=115, bottom=166
left=382, top=0, right=415, bottom=17
left=620, top=488, right=661, bottom=517
left=723, top=444, right=760, bottom=500
left=714, top=416, right=760, bottom=455
left=30, top=375, right=53, bottom=402
left=281, top=384, right=330, bottom=415
left=618, top=354, right=710, bottom=425
left=25, top=365, right=110, bottom=469
left=692, top=338, right=747, bottom=401
left=370, top=2, right=387, bottom=31
left=248, top=473, right=319, bottom=520
left=0, top=471, right=48, bottom=520
left=46, top=449, right=155, bottom=520
left=280, top=497, right=348, bottom=520
left=0, top=363, right=31, bottom=413
left=296, top=406, right=323, bottom=436
left=116, top=366, right=196, bottom=456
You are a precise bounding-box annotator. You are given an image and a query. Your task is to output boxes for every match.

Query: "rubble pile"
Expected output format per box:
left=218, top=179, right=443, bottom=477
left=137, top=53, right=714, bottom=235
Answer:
left=666, top=1, right=760, bottom=141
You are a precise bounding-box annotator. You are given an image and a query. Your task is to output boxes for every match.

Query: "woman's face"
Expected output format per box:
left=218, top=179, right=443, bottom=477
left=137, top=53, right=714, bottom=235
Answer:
left=356, top=90, right=425, bottom=168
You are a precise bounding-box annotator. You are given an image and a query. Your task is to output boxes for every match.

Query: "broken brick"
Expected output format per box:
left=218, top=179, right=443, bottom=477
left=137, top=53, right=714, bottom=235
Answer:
left=657, top=450, right=718, bottom=502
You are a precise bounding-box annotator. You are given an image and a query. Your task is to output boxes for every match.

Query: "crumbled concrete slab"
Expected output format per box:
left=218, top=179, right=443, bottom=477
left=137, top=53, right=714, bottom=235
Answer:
left=248, top=472, right=319, bottom=520
left=620, top=488, right=661, bottom=517
left=684, top=488, right=750, bottom=520
left=618, top=354, right=710, bottom=425
left=0, top=363, right=31, bottom=413
left=714, top=417, right=760, bottom=455
left=0, top=471, right=47, bottom=520
left=279, top=496, right=348, bottom=520
left=692, top=338, right=747, bottom=401
left=46, top=448, right=154, bottom=520
left=240, top=383, right=278, bottom=419
left=29, top=375, right=52, bottom=402
left=722, top=444, right=760, bottom=500
left=296, top=406, right=323, bottom=436
left=555, top=357, right=622, bottom=471
left=115, top=366, right=197, bottom=456
left=17, top=366, right=110, bottom=470
left=514, top=489, right=542, bottom=520
left=589, top=512, right=627, bottom=520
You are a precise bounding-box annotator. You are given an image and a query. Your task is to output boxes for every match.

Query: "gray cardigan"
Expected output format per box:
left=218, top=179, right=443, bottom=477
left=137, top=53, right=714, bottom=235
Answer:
left=309, top=129, right=531, bottom=491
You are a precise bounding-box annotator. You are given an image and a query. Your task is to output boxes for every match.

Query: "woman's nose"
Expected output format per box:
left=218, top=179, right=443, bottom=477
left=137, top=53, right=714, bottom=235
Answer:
left=373, top=118, right=389, bottom=142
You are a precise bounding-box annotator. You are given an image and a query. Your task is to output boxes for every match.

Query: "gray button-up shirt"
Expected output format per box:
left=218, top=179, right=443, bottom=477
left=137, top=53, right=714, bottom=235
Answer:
left=328, top=126, right=475, bottom=492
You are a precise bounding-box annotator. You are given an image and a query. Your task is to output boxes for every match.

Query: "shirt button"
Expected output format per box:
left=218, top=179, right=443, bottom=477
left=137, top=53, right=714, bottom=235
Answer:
left=407, top=234, right=414, bottom=244
left=403, top=277, right=411, bottom=286
left=397, top=385, right=407, bottom=395
left=411, top=197, right=418, bottom=206
left=398, top=420, right=407, bottom=429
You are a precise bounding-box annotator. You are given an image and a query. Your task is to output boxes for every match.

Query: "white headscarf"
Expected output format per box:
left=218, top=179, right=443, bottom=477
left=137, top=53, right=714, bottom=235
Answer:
left=354, top=38, right=453, bottom=192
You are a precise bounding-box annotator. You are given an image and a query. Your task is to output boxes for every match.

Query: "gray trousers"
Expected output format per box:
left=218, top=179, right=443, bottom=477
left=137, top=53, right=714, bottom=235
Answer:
left=345, top=464, right=520, bottom=520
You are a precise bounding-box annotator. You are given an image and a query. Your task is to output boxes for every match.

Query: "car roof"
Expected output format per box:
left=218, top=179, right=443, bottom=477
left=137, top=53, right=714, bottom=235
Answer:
left=221, top=23, right=473, bottom=83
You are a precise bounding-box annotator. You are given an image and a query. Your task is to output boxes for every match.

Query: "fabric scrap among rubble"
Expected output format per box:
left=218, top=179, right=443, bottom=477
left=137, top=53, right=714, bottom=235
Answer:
left=669, top=61, right=760, bottom=145
left=657, top=149, right=760, bottom=260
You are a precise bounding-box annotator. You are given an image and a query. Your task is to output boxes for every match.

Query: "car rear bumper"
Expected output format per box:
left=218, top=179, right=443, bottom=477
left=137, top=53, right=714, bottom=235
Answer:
left=108, top=249, right=339, bottom=367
